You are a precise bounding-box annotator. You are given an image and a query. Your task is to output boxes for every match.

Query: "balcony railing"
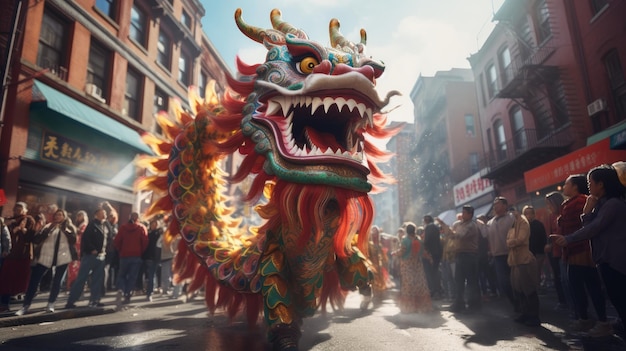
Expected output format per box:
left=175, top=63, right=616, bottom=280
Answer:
left=482, top=127, right=573, bottom=177
left=39, top=63, right=68, bottom=81
left=498, top=46, right=558, bottom=98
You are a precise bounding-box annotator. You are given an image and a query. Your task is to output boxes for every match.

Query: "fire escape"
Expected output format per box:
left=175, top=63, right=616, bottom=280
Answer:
left=482, top=1, right=574, bottom=182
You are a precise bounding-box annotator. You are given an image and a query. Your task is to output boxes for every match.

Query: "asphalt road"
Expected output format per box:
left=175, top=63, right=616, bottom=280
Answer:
left=0, top=288, right=625, bottom=351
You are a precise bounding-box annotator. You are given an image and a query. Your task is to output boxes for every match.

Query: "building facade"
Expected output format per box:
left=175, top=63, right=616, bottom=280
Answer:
left=409, top=68, right=485, bottom=221
left=372, top=121, right=406, bottom=233
left=0, top=0, right=229, bottom=220
left=467, top=0, right=626, bottom=211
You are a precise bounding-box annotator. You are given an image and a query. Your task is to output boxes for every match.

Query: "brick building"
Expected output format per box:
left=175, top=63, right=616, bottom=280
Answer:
left=408, top=68, right=487, bottom=221
left=0, top=0, right=229, bottom=219
left=468, top=0, right=626, bottom=210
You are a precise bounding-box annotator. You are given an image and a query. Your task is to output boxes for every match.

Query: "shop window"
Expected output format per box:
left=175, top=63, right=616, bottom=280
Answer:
left=130, top=4, right=147, bottom=47
left=535, top=0, right=551, bottom=44
left=465, top=114, right=475, bottom=137
left=178, top=51, right=190, bottom=86
left=157, top=29, right=172, bottom=70
left=37, top=9, right=68, bottom=81
left=86, top=39, right=110, bottom=103
left=124, top=67, right=143, bottom=121
left=95, top=0, right=116, bottom=20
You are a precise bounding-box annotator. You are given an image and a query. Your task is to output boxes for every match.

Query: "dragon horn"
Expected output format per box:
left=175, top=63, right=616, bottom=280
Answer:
left=360, top=28, right=367, bottom=45
left=270, top=9, right=307, bottom=39
left=235, top=8, right=266, bottom=44
left=329, top=19, right=350, bottom=49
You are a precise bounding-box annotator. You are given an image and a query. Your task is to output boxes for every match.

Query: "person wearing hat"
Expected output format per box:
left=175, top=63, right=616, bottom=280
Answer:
left=0, top=202, right=41, bottom=312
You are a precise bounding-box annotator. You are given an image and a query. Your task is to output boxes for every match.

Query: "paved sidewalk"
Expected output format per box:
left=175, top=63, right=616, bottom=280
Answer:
left=0, top=290, right=186, bottom=328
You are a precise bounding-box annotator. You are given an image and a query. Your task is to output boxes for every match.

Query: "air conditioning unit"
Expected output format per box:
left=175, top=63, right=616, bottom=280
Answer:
left=587, top=98, right=607, bottom=117
left=85, top=83, right=105, bottom=103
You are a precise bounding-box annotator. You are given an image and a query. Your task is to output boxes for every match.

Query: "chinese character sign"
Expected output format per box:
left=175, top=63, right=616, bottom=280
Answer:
left=453, top=171, right=494, bottom=206
left=40, top=130, right=123, bottom=177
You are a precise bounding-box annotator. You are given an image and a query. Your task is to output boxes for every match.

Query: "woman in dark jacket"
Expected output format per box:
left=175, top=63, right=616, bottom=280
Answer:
left=0, top=202, right=39, bottom=312
left=553, top=164, right=626, bottom=337
left=16, top=209, right=77, bottom=315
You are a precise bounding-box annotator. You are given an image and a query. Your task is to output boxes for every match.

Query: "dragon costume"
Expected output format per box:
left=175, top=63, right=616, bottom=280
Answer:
left=137, top=9, right=401, bottom=350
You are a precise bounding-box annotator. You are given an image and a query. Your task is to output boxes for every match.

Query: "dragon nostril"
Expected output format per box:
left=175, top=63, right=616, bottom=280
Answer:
left=312, top=60, right=333, bottom=74
left=330, top=64, right=376, bottom=83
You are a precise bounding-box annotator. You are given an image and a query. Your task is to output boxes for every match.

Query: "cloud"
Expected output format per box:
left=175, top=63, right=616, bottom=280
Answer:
left=364, top=15, right=487, bottom=123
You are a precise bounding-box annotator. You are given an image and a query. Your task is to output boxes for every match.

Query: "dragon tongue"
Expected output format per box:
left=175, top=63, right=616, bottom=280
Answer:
left=304, top=127, right=342, bottom=153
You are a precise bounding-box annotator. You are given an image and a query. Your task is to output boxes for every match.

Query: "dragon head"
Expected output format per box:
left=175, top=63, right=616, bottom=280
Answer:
left=225, top=9, right=400, bottom=194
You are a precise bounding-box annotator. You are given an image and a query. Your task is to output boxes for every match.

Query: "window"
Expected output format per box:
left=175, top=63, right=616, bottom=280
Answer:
left=535, top=0, right=551, bottom=43
left=130, top=4, right=147, bottom=47
left=87, top=40, right=110, bottom=101
left=516, top=18, right=534, bottom=61
left=486, top=127, right=494, bottom=160
left=157, top=30, right=172, bottom=69
left=124, top=68, right=142, bottom=121
left=37, top=10, right=68, bottom=80
left=181, top=10, right=192, bottom=29
left=494, top=120, right=507, bottom=162
left=486, top=64, right=498, bottom=98
left=605, top=49, right=625, bottom=89
left=153, top=88, right=168, bottom=134
left=604, top=49, right=626, bottom=120
left=500, top=47, right=512, bottom=84
left=510, top=106, right=527, bottom=152
left=478, top=73, right=486, bottom=106
left=548, top=80, right=570, bottom=128
left=464, top=114, right=475, bottom=137
left=178, top=51, right=190, bottom=86
left=198, top=71, right=207, bottom=96
left=95, top=0, right=116, bottom=19
left=591, top=0, right=608, bottom=15
left=469, top=153, right=479, bottom=174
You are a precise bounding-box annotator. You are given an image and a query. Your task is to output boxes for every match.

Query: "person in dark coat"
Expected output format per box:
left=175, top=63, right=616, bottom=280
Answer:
left=422, top=215, right=443, bottom=299
left=522, top=206, right=547, bottom=289
left=65, top=208, right=112, bottom=308
left=142, top=218, right=163, bottom=301
left=0, top=202, right=40, bottom=312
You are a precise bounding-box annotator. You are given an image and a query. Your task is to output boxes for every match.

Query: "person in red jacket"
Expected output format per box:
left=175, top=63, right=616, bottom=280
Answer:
left=558, top=174, right=610, bottom=337
left=114, top=212, right=148, bottom=308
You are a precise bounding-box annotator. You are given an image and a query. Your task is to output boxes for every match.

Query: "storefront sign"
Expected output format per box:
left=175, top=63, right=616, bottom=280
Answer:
left=453, top=171, right=493, bottom=206
left=610, top=128, right=626, bottom=149
left=40, top=130, right=125, bottom=177
left=524, top=138, right=626, bottom=192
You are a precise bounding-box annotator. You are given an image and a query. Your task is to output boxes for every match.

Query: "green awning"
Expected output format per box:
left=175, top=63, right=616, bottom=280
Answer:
left=587, top=121, right=626, bottom=147
left=31, top=80, right=152, bottom=154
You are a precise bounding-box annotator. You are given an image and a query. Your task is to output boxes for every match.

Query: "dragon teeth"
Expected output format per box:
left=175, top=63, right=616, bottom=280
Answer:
left=267, top=96, right=372, bottom=120
left=267, top=100, right=281, bottom=116
left=264, top=95, right=370, bottom=162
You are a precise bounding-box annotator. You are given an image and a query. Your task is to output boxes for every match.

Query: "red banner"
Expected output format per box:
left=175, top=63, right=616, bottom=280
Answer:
left=0, top=189, right=6, bottom=206
left=524, top=138, right=626, bottom=192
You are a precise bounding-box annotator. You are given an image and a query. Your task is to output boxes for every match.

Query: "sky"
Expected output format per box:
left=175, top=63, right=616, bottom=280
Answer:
left=200, top=1, right=505, bottom=123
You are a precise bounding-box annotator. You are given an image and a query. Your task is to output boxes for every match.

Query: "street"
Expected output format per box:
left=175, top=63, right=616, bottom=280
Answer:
left=1, top=288, right=625, bottom=351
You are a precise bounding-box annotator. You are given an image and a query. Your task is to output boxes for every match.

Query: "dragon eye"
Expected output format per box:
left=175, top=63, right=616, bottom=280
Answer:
left=297, top=56, right=319, bottom=74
